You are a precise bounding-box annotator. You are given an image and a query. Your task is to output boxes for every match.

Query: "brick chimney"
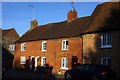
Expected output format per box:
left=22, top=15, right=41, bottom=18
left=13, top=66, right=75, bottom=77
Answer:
left=30, top=20, right=38, bottom=29
left=67, top=9, right=78, bottom=22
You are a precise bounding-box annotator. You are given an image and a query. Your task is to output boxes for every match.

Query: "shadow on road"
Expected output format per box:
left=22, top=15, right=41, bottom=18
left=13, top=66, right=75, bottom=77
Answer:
left=2, top=68, right=64, bottom=80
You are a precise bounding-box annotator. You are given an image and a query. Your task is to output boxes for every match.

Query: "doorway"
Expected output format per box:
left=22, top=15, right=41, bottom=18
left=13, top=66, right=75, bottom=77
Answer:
left=30, top=56, right=35, bottom=71
left=71, top=56, right=78, bottom=69
left=35, top=56, right=40, bottom=71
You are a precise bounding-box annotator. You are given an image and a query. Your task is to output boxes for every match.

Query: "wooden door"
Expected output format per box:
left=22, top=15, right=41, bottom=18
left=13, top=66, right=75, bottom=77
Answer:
left=71, top=56, right=78, bottom=69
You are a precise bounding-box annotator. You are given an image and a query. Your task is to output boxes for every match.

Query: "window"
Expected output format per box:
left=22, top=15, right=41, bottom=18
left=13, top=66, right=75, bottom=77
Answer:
left=101, top=33, right=112, bottom=48
left=101, top=57, right=111, bottom=66
left=20, top=56, right=26, bottom=64
left=61, top=57, right=68, bottom=70
left=41, top=57, right=46, bottom=66
left=9, top=44, right=15, bottom=51
left=62, top=40, right=68, bottom=50
left=21, top=43, right=26, bottom=51
left=42, top=42, right=47, bottom=51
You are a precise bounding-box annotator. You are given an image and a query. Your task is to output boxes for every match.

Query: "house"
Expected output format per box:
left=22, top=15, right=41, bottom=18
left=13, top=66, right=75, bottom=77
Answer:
left=2, top=28, right=20, bottom=55
left=14, top=9, right=85, bottom=73
left=2, top=28, right=20, bottom=69
left=14, top=2, right=120, bottom=79
left=82, top=2, right=120, bottom=79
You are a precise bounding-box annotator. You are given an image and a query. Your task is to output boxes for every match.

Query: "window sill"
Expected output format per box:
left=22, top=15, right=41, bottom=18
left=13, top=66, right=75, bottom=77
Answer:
left=41, top=50, right=47, bottom=52
left=9, top=50, right=15, bottom=51
left=21, top=50, right=26, bottom=52
left=62, top=49, right=68, bottom=51
left=20, top=63, right=25, bottom=64
left=100, top=45, right=112, bottom=49
left=60, top=67, right=68, bottom=70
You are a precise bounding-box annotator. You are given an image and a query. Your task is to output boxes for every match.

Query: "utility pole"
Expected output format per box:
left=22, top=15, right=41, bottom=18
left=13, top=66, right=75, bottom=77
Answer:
left=29, top=5, right=34, bottom=20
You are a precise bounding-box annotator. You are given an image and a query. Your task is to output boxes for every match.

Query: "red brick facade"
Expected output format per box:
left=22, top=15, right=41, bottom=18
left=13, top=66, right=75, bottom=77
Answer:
left=14, top=37, right=83, bottom=74
left=14, top=2, right=120, bottom=79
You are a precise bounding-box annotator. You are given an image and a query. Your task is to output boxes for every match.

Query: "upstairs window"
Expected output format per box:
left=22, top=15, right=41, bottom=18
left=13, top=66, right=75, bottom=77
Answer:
left=101, top=33, right=112, bottom=48
left=42, top=42, right=47, bottom=51
left=61, top=57, right=68, bottom=70
left=9, top=44, right=15, bottom=51
left=21, top=43, right=26, bottom=51
left=62, top=40, right=68, bottom=50
left=101, top=57, right=111, bottom=66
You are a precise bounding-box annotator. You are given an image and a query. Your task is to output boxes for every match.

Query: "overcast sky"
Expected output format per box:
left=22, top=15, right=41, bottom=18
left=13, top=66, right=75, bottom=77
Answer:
left=2, top=2, right=103, bottom=36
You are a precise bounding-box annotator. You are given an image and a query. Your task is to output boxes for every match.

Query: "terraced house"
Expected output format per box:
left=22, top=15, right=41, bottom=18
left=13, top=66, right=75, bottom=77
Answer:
left=14, top=2, right=120, bottom=79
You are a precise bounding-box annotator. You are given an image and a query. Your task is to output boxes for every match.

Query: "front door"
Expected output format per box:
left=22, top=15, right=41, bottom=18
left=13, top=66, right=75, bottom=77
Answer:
left=35, top=56, right=40, bottom=71
left=71, top=56, right=78, bottom=69
left=30, top=56, right=35, bottom=71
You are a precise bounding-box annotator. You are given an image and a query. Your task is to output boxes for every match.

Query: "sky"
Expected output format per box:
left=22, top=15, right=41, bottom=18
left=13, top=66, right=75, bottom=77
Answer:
left=2, top=2, right=103, bottom=36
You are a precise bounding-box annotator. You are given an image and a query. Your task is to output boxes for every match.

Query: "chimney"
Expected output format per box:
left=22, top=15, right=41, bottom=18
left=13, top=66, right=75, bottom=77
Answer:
left=67, top=9, right=78, bottom=22
left=30, top=20, right=38, bottom=29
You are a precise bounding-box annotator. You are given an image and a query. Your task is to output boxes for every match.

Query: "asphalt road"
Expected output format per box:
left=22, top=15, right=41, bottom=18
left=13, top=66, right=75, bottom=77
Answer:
left=2, top=69, right=65, bottom=80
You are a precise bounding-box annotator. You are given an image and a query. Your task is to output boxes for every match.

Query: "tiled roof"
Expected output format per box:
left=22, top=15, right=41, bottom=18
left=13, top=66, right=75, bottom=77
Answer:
left=84, top=2, right=120, bottom=33
left=2, top=28, right=19, bottom=37
left=16, top=2, right=120, bottom=43
left=17, top=16, right=90, bottom=43
left=2, top=28, right=20, bottom=43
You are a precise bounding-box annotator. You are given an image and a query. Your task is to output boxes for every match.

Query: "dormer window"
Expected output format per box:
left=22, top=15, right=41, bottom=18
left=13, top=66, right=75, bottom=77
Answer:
left=101, top=33, right=112, bottom=48
left=62, top=40, right=68, bottom=50
left=42, top=42, right=47, bottom=51
left=21, top=43, right=26, bottom=51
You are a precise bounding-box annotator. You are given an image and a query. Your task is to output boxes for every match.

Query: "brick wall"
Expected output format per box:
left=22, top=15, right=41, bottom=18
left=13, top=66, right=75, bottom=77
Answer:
left=14, top=37, right=82, bottom=74
left=82, top=31, right=120, bottom=79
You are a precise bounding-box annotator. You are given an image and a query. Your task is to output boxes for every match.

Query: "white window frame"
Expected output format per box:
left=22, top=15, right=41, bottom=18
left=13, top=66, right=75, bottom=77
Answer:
left=62, top=40, right=68, bottom=50
left=101, top=33, right=112, bottom=48
left=9, top=44, right=15, bottom=51
left=41, top=57, right=46, bottom=66
left=60, top=57, right=68, bottom=70
left=101, top=57, right=111, bottom=66
left=21, top=43, right=26, bottom=51
left=20, top=56, right=26, bottom=64
left=41, top=41, right=47, bottom=51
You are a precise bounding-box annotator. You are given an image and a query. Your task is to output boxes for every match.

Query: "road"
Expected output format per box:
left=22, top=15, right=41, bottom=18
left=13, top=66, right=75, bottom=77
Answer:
left=2, top=68, right=65, bottom=80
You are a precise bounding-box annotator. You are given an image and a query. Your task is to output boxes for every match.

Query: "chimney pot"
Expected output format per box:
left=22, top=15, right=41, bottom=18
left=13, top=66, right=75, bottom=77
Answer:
left=67, top=9, right=78, bottom=22
left=30, top=20, right=38, bottom=29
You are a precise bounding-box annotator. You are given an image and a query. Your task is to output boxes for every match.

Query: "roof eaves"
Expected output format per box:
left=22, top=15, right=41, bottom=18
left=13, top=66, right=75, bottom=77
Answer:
left=16, top=35, right=81, bottom=43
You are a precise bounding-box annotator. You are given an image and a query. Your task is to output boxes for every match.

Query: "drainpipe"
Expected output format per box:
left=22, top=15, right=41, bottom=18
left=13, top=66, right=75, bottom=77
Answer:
left=80, top=35, right=84, bottom=64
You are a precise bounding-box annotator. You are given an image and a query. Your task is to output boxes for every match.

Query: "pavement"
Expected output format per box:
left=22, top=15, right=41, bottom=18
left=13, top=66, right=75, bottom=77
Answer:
left=2, top=68, right=65, bottom=80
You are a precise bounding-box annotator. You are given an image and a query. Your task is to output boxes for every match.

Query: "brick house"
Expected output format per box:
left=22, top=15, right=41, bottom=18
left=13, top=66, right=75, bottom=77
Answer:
left=2, top=28, right=20, bottom=69
left=14, top=8, right=86, bottom=74
left=14, top=2, right=120, bottom=78
left=82, top=2, right=120, bottom=79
